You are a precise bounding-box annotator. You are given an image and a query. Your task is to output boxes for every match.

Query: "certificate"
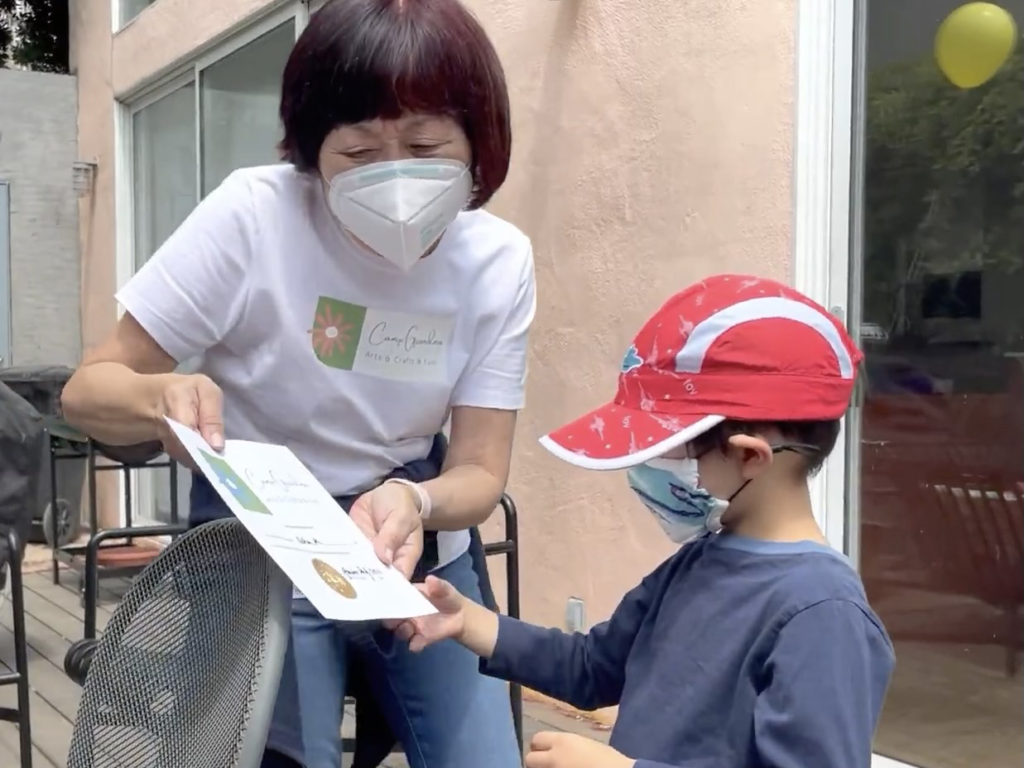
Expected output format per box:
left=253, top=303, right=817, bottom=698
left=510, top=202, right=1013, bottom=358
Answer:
left=166, top=418, right=437, bottom=621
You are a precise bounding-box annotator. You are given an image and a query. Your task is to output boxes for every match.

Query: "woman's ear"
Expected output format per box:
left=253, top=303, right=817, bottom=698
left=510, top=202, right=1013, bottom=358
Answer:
left=726, top=434, right=774, bottom=479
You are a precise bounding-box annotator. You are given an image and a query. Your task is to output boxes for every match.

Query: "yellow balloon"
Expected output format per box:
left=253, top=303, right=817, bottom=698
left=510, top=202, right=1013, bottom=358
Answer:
left=935, top=2, right=1018, bottom=89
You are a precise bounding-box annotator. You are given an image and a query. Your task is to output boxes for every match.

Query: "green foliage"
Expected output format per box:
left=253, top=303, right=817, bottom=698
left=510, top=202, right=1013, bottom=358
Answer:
left=0, top=0, right=18, bottom=64
left=0, top=0, right=68, bottom=73
left=863, top=50, right=1024, bottom=330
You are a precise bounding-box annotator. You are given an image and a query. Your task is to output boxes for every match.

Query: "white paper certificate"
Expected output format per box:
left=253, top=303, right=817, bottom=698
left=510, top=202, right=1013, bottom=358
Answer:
left=166, top=418, right=437, bottom=622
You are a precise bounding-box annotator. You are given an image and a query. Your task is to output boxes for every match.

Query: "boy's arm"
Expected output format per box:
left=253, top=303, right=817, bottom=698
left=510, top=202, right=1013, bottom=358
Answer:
left=754, top=599, right=895, bottom=768
left=468, top=566, right=666, bottom=711
left=455, top=598, right=500, bottom=657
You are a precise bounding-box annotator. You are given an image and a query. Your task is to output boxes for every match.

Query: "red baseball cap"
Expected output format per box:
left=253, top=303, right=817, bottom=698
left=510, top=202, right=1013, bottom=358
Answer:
left=540, top=274, right=863, bottom=470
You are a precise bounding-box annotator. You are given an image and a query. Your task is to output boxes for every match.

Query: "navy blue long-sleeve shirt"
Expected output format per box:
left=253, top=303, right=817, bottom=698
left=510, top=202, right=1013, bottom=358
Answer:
left=482, top=533, right=894, bottom=768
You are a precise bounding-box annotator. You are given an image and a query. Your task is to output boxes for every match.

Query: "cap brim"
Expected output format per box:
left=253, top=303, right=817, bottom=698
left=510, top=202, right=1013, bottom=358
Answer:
left=539, top=403, right=725, bottom=471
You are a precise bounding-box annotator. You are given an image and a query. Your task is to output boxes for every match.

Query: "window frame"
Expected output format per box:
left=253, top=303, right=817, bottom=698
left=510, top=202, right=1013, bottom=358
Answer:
left=112, top=0, right=153, bottom=32
left=0, top=181, right=10, bottom=368
left=796, top=0, right=932, bottom=766
left=115, top=1, right=307, bottom=526
left=793, top=0, right=859, bottom=557
left=116, top=1, right=303, bottom=291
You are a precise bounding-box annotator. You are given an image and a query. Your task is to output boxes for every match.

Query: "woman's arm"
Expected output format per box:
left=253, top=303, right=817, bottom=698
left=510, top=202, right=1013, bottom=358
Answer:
left=65, top=173, right=255, bottom=451
left=62, top=313, right=177, bottom=442
left=61, top=313, right=226, bottom=453
left=361, top=236, right=535, bottom=538
left=419, top=405, right=516, bottom=531
left=349, top=405, right=509, bottom=574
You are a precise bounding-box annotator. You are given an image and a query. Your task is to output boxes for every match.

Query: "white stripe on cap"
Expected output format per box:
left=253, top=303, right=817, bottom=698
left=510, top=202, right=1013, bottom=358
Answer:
left=674, top=296, right=855, bottom=378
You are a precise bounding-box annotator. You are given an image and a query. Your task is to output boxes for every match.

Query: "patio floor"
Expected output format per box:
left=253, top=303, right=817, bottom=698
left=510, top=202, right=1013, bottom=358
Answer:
left=0, top=561, right=125, bottom=767
left=0, top=553, right=610, bottom=768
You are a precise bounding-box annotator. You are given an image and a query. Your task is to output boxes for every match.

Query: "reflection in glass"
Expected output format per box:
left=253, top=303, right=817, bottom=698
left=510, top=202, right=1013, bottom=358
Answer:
left=200, top=21, right=295, bottom=195
left=120, top=0, right=156, bottom=27
left=133, top=25, right=295, bottom=523
left=858, top=2, right=1024, bottom=767
left=131, top=83, right=198, bottom=523
left=132, top=82, right=197, bottom=271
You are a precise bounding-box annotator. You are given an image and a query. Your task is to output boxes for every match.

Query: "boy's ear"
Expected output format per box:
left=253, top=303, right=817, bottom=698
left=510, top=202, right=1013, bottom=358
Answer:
left=726, top=434, right=774, bottom=479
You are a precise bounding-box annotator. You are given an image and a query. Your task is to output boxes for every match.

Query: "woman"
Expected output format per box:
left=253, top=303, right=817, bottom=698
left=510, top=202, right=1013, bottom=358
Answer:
left=61, top=1, right=533, bottom=766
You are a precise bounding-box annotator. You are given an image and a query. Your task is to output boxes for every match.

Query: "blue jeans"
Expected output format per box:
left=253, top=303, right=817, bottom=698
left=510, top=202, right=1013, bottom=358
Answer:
left=268, top=550, right=521, bottom=768
left=189, top=474, right=519, bottom=768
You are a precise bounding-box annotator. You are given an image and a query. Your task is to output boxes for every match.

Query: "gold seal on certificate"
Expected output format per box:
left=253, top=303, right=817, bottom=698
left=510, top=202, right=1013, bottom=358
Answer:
left=313, top=558, right=357, bottom=599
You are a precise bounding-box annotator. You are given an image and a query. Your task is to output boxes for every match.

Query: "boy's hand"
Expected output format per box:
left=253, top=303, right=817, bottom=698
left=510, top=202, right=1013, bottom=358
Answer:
left=526, top=732, right=635, bottom=768
left=391, top=576, right=467, bottom=652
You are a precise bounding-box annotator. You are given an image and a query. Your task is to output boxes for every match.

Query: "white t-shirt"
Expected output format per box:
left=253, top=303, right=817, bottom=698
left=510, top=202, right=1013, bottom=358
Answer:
left=117, top=165, right=536, bottom=568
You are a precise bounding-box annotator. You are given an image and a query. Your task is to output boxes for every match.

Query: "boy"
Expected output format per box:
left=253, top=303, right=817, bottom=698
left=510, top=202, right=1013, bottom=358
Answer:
left=393, top=274, right=895, bottom=768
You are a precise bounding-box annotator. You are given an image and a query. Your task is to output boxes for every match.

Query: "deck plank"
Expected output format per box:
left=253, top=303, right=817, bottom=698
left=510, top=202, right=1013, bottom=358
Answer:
left=23, top=570, right=123, bottom=629
left=1, top=610, right=87, bottom=697
left=0, top=625, right=82, bottom=723
left=1, top=569, right=89, bottom=767
left=0, top=717, right=58, bottom=768
left=12, top=584, right=97, bottom=643
left=2, top=559, right=591, bottom=768
left=0, top=680, right=73, bottom=767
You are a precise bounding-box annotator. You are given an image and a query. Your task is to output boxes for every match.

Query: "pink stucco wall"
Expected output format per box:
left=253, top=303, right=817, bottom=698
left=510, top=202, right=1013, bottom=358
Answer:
left=72, top=0, right=796, bottom=702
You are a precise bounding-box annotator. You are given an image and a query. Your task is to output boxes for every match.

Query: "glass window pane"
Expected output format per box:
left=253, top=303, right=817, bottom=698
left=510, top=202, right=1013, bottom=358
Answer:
left=856, top=2, right=1024, bottom=767
left=120, top=0, right=156, bottom=27
left=132, top=81, right=197, bottom=271
left=199, top=21, right=295, bottom=195
left=131, top=82, right=198, bottom=525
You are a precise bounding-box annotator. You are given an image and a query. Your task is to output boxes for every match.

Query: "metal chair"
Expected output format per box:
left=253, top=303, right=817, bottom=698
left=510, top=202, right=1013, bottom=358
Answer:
left=481, top=494, right=523, bottom=749
left=341, top=493, right=523, bottom=764
left=0, top=529, right=32, bottom=768
left=44, top=428, right=187, bottom=640
left=64, top=518, right=290, bottom=768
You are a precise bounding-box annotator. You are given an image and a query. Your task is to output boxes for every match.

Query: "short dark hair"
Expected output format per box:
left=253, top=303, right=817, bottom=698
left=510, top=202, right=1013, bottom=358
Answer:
left=690, top=419, right=842, bottom=476
left=279, top=0, right=512, bottom=209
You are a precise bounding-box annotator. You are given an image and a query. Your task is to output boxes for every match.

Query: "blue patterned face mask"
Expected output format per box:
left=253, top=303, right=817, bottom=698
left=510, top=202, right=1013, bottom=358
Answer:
left=626, top=458, right=727, bottom=544
left=627, top=443, right=822, bottom=543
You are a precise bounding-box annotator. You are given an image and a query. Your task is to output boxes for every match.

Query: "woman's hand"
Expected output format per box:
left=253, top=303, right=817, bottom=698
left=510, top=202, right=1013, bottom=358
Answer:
left=154, top=373, right=225, bottom=465
left=525, top=733, right=635, bottom=768
left=349, top=481, right=424, bottom=579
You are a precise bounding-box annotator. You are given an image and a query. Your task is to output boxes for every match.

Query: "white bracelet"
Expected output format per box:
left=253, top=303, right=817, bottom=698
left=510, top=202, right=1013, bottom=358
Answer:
left=383, top=478, right=433, bottom=520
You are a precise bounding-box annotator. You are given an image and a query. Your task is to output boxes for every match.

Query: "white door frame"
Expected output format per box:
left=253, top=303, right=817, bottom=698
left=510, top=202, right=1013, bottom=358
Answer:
left=793, top=0, right=858, bottom=552
left=793, top=2, right=916, bottom=766
left=0, top=181, right=10, bottom=368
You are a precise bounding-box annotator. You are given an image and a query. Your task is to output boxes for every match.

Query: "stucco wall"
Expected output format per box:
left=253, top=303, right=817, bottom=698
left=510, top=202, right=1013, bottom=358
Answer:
left=471, top=0, right=796, bottom=638
left=71, top=0, right=116, bottom=356
left=73, top=0, right=796, bottom=653
left=0, top=68, right=81, bottom=367
left=112, top=0, right=276, bottom=97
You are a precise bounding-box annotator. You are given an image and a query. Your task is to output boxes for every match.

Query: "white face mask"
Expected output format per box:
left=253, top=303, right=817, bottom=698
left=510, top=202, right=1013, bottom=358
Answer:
left=326, top=159, right=472, bottom=272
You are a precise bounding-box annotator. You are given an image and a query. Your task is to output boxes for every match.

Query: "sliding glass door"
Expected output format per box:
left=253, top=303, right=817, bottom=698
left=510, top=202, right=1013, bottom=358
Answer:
left=127, top=17, right=296, bottom=524
left=852, top=2, right=1024, bottom=766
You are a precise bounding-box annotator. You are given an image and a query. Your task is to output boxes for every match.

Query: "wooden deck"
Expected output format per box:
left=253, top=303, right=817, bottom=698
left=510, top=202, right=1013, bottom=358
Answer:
left=0, top=560, right=610, bottom=768
left=0, top=564, right=126, bottom=768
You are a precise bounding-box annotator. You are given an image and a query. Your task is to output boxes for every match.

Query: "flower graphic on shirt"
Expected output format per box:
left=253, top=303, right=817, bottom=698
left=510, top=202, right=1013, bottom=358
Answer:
left=308, top=296, right=368, bottom=370
left=311, top=308, right=354, bottom=357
